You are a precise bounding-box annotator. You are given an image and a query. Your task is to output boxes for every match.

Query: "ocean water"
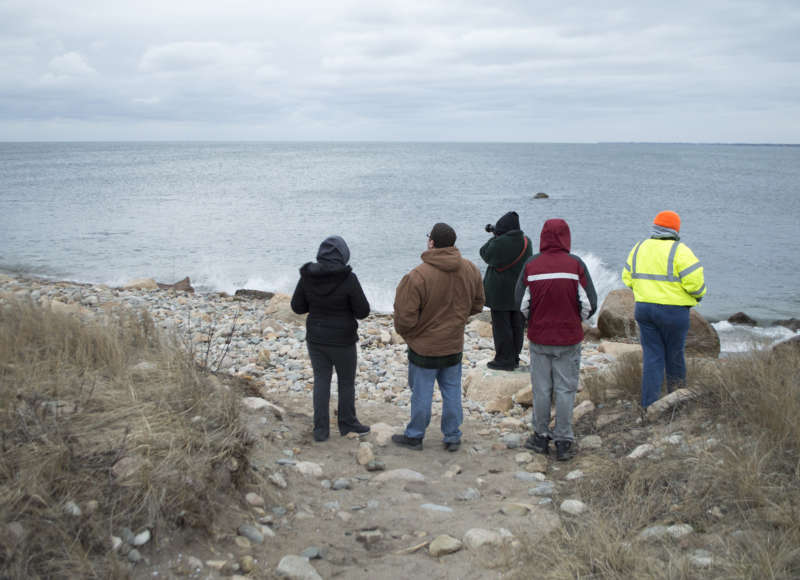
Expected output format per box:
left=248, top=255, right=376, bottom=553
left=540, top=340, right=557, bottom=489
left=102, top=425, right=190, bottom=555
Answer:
left=1, top=141, right=798, bottom=353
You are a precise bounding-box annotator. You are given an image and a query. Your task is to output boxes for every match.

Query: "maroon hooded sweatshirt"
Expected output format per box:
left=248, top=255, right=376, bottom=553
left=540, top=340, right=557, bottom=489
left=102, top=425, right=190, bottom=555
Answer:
left=514, top=219, right=598, bottom=346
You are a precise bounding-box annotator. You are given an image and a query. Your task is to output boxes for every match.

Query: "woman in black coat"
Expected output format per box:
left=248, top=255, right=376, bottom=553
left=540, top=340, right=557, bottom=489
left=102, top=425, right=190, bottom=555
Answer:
left=290, top=236, right=371, bottom=441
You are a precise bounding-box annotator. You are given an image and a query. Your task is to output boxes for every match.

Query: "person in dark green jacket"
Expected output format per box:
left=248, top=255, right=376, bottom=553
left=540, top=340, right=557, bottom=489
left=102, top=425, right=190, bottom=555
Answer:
left=480, top=211, right=533, bottom=371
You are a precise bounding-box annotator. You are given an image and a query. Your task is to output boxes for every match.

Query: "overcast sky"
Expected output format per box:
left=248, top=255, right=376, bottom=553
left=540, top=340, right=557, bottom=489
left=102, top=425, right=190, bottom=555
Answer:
left=2, top=0, right=799, bottom=142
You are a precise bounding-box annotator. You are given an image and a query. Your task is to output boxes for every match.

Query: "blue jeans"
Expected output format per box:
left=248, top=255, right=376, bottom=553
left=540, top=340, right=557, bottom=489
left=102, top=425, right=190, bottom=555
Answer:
left=404, top=361, right=463, bottom=443
left=635, top=302, right=690, bottom=408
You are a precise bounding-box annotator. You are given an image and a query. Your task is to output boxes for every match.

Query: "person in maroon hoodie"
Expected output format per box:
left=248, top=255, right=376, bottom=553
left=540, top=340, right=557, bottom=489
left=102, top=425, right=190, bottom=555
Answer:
left=514, top=219, right=597, bottom=461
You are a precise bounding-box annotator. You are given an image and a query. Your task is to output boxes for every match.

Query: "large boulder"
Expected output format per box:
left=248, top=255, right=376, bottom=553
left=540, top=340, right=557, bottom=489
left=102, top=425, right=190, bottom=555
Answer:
left=122, top=278, right=158, bottom=290
left=157, top=276, right=194, bottom=293
left=686, top=309, right=720, bottom=358
left=235, top=288, right=275, bottom=301
left=264, top=293, right=306, bottom=324
left=463, top=367, right=530, bottom=405
left=775, top=318, right=800, bottom=332
left=597, top=289, right=637, bottom=338
left=728, top=312, right=756, bottom=325
left=597, top=289, right=719, bottom=358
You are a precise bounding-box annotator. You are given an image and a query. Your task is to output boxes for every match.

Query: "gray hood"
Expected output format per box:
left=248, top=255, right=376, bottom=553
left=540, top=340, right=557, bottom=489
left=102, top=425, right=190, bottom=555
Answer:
left=314, top=235, right=350, bottom=270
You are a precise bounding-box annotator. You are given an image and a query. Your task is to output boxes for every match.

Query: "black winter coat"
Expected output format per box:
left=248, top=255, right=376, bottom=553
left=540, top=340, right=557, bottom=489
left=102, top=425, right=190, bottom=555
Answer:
left=290, top=263, right=370, bottom=346
left=480, top=229, right=533, bottom=310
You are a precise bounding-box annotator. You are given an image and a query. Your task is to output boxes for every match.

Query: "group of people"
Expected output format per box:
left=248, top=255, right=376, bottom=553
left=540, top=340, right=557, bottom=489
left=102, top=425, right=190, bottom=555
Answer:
left=290, top=210, right=706, bottom=462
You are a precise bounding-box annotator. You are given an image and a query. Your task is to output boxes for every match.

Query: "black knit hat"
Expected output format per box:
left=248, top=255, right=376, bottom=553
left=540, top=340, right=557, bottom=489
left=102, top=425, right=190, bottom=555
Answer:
left=494, top=211, right=520, bottom=235
left=429, top=222, right=457, bottom=248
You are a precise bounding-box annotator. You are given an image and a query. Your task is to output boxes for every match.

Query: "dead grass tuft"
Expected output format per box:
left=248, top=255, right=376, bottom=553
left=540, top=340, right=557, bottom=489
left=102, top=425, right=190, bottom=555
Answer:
left=0, top=298, right=252, bottom=578
left=511, top=346, right=800, bottom=578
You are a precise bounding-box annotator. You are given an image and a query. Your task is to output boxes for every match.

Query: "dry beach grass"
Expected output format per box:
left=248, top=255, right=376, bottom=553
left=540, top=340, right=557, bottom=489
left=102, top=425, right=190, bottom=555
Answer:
left=0, top=298, right=252, bottom=578
left=1, top=288, right=799, bottom=579
left=511, top=343, right=800, bottom=579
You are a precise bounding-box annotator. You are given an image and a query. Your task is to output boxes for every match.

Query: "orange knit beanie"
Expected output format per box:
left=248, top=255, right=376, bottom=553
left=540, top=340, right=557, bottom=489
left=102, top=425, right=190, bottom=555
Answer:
left=653, top=210, right=681, bottom=232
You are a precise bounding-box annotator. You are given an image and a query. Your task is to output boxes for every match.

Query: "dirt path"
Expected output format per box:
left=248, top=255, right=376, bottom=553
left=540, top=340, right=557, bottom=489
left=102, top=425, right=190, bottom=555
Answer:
left=134, top=384, right=651, bottom=580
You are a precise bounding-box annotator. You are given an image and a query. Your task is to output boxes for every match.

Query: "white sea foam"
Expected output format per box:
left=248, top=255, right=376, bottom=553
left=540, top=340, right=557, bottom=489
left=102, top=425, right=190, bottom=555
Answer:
left=713, top=320, right=798, bottom=354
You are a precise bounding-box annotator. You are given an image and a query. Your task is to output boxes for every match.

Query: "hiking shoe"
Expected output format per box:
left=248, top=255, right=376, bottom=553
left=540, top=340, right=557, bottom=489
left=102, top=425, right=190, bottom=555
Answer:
left=313, top=430, right=329, bottom=442
left=340, top=422, right=370, bottom=436
left=524, top=433, right=550, bottom=455
left=444, top=441, right=461, bottom=452
left=555, top=440, right=576, bottom=461
left=487, top=360, right=516, bottom=371
left=391, top=434, right=423, bottom=450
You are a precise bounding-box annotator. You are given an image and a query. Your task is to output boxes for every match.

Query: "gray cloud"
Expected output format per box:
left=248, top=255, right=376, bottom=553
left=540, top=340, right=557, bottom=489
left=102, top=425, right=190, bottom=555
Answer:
left=1, top=0, right=798, bottom=141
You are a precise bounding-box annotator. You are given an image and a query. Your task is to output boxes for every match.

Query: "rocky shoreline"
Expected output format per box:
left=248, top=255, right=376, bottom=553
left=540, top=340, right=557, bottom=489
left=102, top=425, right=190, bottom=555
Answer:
left=0, top=273, right=621, bottom=426
left=5, top=272, right=793, bottom=578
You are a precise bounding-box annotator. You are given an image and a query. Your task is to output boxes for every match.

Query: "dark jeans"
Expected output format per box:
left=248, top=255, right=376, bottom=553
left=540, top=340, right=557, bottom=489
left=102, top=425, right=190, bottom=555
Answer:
left=306, top=341, right=359, bottom=436
left=491, top=309, right=525, bottom=366
left=635, top=302, right=690, bottom=408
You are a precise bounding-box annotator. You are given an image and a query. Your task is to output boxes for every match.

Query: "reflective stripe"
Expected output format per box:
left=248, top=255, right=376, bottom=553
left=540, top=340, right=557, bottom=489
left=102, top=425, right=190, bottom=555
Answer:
left=679, top=262, right=702, bottom=278
left=631, top=241, right=643, bottom=275
left=623, top=262, right=631, bottom=272
left=527, top=272, right=579, bottom=282
left=631, top=273, right=671, bottom=281
left=689, top=283, right=706, bottom=296
left=630, top=240, right=680, bottom=282
left=666, top=241, right=680, bottom=282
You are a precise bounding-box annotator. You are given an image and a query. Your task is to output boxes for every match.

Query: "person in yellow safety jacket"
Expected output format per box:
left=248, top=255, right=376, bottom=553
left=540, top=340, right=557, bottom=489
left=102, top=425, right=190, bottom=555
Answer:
left=622, top=210, right=706, bottom=410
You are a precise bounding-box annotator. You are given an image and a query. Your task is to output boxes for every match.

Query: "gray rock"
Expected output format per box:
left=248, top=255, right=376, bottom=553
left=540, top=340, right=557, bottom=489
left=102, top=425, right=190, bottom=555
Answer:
left=332, top=478, right=351, bottom=490
left=560, top=499, right=588, bottom=515
left=529, top=482, right=555, bottom=497
left=514, top=471, right=545, bottom=482
left=421, top=503, right=453, bottom=513
left=238, top=524, right=265, bottom=544
left=276, top=554, right=323, bottom=579
left=688, top=549, right=713, bottom=568
left=300, top=546, right=324, bottom=560
left=581, top=435, right=603, bottom=449
left=457, top=488, right=481, bottom=501
left=429, top=534, right=463, bottom=556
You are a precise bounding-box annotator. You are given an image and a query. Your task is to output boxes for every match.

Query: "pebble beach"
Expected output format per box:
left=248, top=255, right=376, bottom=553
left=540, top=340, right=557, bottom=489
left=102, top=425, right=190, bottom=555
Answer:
left=0, top=273, right=616, bottom=425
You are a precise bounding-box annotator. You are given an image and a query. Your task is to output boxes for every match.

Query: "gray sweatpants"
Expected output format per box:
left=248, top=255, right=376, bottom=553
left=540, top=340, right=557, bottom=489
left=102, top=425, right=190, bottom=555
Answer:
left=529, top=342, right=581, bottom=442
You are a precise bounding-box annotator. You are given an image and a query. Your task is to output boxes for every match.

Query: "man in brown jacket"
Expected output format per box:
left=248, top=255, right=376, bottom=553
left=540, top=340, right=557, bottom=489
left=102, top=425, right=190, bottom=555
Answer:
left=392, top=222, right=485, bottom=452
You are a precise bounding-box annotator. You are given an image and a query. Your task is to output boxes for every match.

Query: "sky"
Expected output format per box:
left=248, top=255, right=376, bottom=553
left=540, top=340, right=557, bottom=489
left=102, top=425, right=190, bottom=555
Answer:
left=1, top=0, right=799, bottom=143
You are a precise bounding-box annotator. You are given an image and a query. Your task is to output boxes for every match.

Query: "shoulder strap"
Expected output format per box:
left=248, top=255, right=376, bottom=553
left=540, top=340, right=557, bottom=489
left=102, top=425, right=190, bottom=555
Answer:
left=496, top=237, right=529, bottom=273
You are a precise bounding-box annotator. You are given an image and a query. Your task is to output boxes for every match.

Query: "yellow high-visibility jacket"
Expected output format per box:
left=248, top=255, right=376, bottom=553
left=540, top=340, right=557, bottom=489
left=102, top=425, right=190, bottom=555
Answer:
left=622, top=238, right=706, bottom=306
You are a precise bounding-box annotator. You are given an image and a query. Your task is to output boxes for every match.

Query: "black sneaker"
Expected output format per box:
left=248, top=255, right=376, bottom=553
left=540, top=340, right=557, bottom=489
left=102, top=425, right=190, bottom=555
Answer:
left=487, top=360, right=516, bottom=371
left=444, top=441, right=461, bottom=452
left=391, top=434, right=423, bottom=450
left=524, top=433, right=550, bottom=455
left=340, top=422, right=370, bottom=436
left=555, top=440, right=576, bottom=461
left=313, top=430, right=329, bottom=442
